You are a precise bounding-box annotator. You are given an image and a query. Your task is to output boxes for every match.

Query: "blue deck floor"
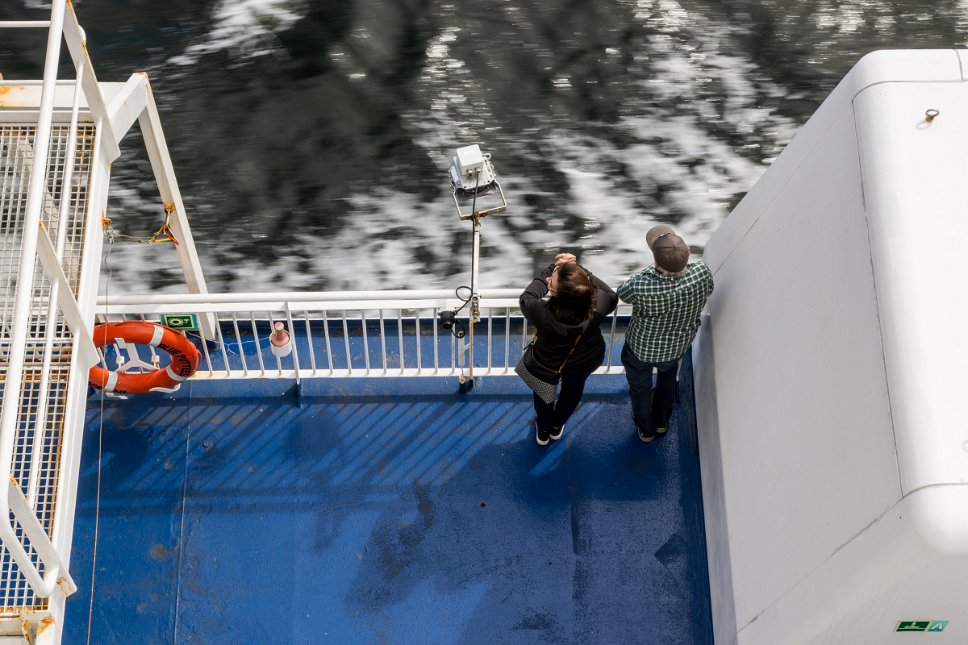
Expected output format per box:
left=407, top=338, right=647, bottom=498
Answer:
left=68, top=357, right=712, bottom=644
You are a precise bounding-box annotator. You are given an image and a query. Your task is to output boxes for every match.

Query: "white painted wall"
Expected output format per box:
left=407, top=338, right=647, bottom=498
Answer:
left=695, top=49, right=968, bottom=644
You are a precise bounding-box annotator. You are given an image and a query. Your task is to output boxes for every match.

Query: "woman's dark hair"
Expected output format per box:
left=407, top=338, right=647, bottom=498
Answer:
left=550, top=263, right=596, bottom=325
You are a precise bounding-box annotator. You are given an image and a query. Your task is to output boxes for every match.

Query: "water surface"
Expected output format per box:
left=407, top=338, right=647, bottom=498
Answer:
left=2, top=0, right=966, bottom=291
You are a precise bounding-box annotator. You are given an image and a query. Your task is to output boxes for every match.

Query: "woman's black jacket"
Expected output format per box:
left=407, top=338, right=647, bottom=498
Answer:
left=518, top=265, right=618, bottom=376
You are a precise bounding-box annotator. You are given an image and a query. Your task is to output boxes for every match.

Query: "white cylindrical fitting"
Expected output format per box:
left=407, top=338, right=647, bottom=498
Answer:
left=269, top=321, right=292, bottom=357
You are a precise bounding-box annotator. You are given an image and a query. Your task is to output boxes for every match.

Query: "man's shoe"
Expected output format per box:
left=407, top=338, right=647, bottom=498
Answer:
left=655, top=424, right=668, bottom=435
left=549, top=424, right=564, bottom=441
left=637, top=425, right=656, bottom=443
left=535, top=422, right=550, bottom=446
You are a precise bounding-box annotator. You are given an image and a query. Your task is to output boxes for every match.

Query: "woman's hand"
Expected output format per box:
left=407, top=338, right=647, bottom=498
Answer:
left=554, top=252, right=577, bottom=266
left=546, top=253, right=576, bottom=293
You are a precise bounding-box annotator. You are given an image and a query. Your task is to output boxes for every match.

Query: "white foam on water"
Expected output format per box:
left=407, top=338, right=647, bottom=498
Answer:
left=102, top=0, right=806, bottom=294
left=168, top=0, right=304, bottom=65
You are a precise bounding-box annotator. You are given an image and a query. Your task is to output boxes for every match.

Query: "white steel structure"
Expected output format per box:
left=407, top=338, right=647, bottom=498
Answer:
left=0, top=4, right=207, bottom=642
left=11, top=4, right=968, bottom=645
left=694, top=50, right=968, bottom=644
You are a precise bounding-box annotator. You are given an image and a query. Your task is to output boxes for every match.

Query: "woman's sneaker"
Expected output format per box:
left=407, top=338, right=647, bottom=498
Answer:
left=535, top=422, right=550, bottom=446
left=549, top=424, right=564, bottom=441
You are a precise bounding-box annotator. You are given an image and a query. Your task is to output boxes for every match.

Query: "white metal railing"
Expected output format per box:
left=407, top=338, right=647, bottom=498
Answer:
left=0, top=1, right=84, bottom=604
left=95, top=289, right=632, bottom=383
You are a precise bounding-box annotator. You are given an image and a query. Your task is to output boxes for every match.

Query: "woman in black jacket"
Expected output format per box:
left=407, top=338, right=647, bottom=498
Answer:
left=519, top=252, right=618, bottom=445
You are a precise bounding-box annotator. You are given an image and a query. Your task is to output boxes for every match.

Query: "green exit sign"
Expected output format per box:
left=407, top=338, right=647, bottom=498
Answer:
left=895, top=620, right=948, bottom=633
left=160, top=314, right=199, bottom=331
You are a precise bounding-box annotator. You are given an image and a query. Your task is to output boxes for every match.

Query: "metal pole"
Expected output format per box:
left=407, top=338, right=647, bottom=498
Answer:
left=470, top=216, right=481, bottom=320
left=0, top=21, right=51, bottom=28
left=466, top=215, right=483, bottom=387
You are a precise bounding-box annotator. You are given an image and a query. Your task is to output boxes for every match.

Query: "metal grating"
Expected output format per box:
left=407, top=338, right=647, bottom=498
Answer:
left=0, top=124, right=94, bottom=612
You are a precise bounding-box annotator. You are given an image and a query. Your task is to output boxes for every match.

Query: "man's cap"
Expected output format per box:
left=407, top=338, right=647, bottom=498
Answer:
left=646, top=225, right=690, bottom=273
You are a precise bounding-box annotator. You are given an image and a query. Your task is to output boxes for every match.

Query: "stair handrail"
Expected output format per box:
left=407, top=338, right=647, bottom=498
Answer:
left=0, top=0, right=78, bottom=599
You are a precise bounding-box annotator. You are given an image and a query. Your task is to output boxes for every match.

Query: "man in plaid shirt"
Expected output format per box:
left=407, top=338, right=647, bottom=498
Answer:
left=617, top=225, right=713, bottom=443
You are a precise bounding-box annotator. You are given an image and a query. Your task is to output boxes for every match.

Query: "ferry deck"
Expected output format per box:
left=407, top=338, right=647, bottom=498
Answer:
left=6, top=4, right=968, bottom=644
left=69, top=355, right=713, bottom=644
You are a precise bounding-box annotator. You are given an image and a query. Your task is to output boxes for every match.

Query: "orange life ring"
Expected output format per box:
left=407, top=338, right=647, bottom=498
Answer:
left=89, top=321, right=201, bottom=394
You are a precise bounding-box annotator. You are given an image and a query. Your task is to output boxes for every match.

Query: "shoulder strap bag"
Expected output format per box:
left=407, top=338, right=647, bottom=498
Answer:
left=514, top=332, right=583, bottom=404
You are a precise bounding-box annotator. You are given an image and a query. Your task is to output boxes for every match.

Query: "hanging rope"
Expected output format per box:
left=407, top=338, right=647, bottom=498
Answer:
left=86, top=230, right=114, bottom=645
left=107, top=201, right=180, bottom=246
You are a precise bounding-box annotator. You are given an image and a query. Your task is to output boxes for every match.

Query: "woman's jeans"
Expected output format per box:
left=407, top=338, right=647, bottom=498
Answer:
left=620, top=343, right=680, bottom=437
left=533, top=370, right=592, bottom=430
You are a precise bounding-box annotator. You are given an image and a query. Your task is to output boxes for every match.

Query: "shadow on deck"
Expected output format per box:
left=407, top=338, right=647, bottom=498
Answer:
left=68, top=356, right=712, bottom=644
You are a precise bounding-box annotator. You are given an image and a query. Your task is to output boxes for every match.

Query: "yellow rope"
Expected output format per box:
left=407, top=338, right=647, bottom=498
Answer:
left=146, top=202, right=180, bottom=246
left=102, top=201, right=180, bottom=246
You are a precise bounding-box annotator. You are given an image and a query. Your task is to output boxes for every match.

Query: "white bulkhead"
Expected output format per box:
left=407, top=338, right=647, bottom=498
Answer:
left=694, top=49, right=968, bottom=644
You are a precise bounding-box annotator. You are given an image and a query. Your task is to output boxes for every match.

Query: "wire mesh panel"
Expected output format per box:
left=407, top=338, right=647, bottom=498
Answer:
left=0, top=123, right=95, bottom=612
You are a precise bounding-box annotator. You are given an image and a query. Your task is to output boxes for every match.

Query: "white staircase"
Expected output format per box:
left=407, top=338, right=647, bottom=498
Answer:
left=0, top=3, right=207, bottom=642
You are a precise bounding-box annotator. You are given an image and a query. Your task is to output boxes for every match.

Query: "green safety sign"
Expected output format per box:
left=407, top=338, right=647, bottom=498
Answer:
left=160, top=314, right=199, bottom=331
left=895, top=620, right=947, bottom=633
left=896, top=621, right=930, bottom=632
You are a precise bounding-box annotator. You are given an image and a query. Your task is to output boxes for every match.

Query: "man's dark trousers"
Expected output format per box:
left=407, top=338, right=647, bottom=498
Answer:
left=621, top=343, right=680, bottom=438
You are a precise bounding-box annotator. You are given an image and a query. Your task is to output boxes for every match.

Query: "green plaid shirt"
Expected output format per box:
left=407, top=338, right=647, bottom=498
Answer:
left=617, top=262, right=714, bottom=363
